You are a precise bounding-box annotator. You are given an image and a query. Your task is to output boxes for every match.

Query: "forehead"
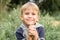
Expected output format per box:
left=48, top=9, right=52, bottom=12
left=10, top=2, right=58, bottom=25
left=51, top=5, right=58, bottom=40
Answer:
left=23, top=7, right=38, bottom=13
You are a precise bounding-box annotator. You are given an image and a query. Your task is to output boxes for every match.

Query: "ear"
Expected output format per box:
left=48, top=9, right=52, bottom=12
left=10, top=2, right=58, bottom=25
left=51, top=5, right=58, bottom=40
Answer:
left=36, top=19, right=39, bottom=22
left=36, top=16, right=39, bottom=22
left=20, top=16, right=23, bottom=20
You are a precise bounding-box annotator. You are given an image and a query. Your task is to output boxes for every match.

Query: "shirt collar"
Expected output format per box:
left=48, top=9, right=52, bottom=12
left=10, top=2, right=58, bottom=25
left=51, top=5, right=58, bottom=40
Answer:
left=20, top=22, right=43, bottom=29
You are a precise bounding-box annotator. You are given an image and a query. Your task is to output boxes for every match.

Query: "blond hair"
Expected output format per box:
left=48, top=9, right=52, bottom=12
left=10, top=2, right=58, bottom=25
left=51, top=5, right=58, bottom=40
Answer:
left=21, top=2, right=40, bottom=15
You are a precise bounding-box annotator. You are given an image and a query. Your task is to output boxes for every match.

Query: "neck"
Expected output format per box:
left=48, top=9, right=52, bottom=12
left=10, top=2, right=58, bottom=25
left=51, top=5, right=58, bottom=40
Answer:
left=23, top=22, right=36, bottom=29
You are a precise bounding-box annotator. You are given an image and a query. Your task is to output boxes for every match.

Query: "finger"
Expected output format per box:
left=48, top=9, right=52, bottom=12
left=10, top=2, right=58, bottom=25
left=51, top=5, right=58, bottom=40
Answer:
left=28, top=30, right=36, bottom=35
left=29, top=24, right=36, bottom=28
left=28, top=28, right=35, bottom=32
left=28, top=26, right=36, bottom=30
left=28, top=32, right=32, bottom=36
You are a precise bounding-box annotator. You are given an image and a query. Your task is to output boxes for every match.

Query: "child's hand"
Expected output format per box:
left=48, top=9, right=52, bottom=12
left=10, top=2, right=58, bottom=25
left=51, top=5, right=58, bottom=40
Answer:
left=27, top=25, right=39, bottom=40
left=28, top=25, right=37, bottom=36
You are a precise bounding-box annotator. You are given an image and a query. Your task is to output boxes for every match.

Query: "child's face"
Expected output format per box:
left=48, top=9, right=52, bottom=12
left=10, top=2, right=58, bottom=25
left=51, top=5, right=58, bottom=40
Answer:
left=21, top=8, right=39, bottom=25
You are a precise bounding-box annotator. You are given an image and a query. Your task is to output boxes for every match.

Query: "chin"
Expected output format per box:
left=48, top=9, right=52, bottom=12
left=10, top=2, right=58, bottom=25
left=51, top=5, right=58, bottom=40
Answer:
left=23, top=21, right=36, bottom=25
left=27, top=23, right=36, bottom=25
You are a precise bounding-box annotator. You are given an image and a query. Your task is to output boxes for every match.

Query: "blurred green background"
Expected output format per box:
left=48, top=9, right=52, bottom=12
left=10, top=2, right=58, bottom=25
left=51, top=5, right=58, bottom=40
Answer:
left=0, top=0, right=60, bottom=40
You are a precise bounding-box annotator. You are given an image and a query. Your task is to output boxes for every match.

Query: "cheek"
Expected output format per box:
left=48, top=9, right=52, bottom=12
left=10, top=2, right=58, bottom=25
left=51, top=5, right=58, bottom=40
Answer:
left=34, top=15, right=38, bottom=19
left=20, top=15, right=26, bottom=20
left=34, top=16, right=39, bottom=21
left=23, top=15, right=28, bottom=19
left=22, top=15, right=28, bottom=20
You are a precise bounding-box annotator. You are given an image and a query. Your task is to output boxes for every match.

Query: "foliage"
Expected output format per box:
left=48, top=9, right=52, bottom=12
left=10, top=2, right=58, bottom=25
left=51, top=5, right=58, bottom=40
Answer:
left=0, top=0, right=60, bottom=40
left=39, top=0, right=60, bottom=15
left=0, top=9, right=21, bottom=40
left=39, top=14, right=60, bottom=40
left=0, top=8, right=60, bottom=40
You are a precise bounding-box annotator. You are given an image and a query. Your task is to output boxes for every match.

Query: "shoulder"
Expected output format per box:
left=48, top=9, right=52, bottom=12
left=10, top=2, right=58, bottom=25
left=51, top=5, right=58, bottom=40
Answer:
left=16, top=27, right=23, bottom=34
left=36, top=23, right=44, bottom=28
left=36, top=23, right=45, bottom=32
left=36, top=23, right=45, bottom=39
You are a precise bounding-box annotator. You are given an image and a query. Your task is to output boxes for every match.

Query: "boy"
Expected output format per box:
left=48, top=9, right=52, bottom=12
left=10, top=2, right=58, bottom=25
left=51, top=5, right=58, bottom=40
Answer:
left=16, top=2, right=45, bottom=40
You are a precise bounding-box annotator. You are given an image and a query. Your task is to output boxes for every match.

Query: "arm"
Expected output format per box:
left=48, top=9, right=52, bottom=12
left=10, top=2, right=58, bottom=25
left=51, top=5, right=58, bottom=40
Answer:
left=16, top=28, right=24, bottom=40
left=28, top=26, right=45, bottom=40
left=27, top=36, right=32, bottom=40
left=39, top=27, right=45, bottom=40
left=28, top=25, right=39, bottom=40
left=33, top=35, right=39, bottom=40
left=28, top=35, right=39, bottom=40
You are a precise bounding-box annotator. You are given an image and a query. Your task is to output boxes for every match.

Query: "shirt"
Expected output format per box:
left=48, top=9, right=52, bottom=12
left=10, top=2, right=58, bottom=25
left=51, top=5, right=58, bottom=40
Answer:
left=16, top=23, right=45, bottom=40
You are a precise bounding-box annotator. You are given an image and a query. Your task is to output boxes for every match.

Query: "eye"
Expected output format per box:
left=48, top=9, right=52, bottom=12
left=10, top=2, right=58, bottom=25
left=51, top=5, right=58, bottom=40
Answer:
left=25, top=13, right=29, bottom=15
left=32, top=13, right=36, bottom=15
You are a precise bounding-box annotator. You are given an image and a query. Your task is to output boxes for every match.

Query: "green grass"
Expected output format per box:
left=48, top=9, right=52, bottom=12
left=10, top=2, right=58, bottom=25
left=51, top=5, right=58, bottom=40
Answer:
left=0, top=8, right=60, bottom=40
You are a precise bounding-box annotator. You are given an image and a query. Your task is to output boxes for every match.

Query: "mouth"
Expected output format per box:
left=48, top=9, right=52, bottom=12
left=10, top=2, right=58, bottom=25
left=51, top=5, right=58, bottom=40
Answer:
left=27, top=19, right=34, bottom=22
left=24, top=19, right=36, bottom=25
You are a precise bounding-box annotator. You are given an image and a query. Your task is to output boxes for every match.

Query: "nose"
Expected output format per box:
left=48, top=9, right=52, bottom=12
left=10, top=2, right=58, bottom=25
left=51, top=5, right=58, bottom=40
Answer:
left=28, top=13, right=32, bottom=18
